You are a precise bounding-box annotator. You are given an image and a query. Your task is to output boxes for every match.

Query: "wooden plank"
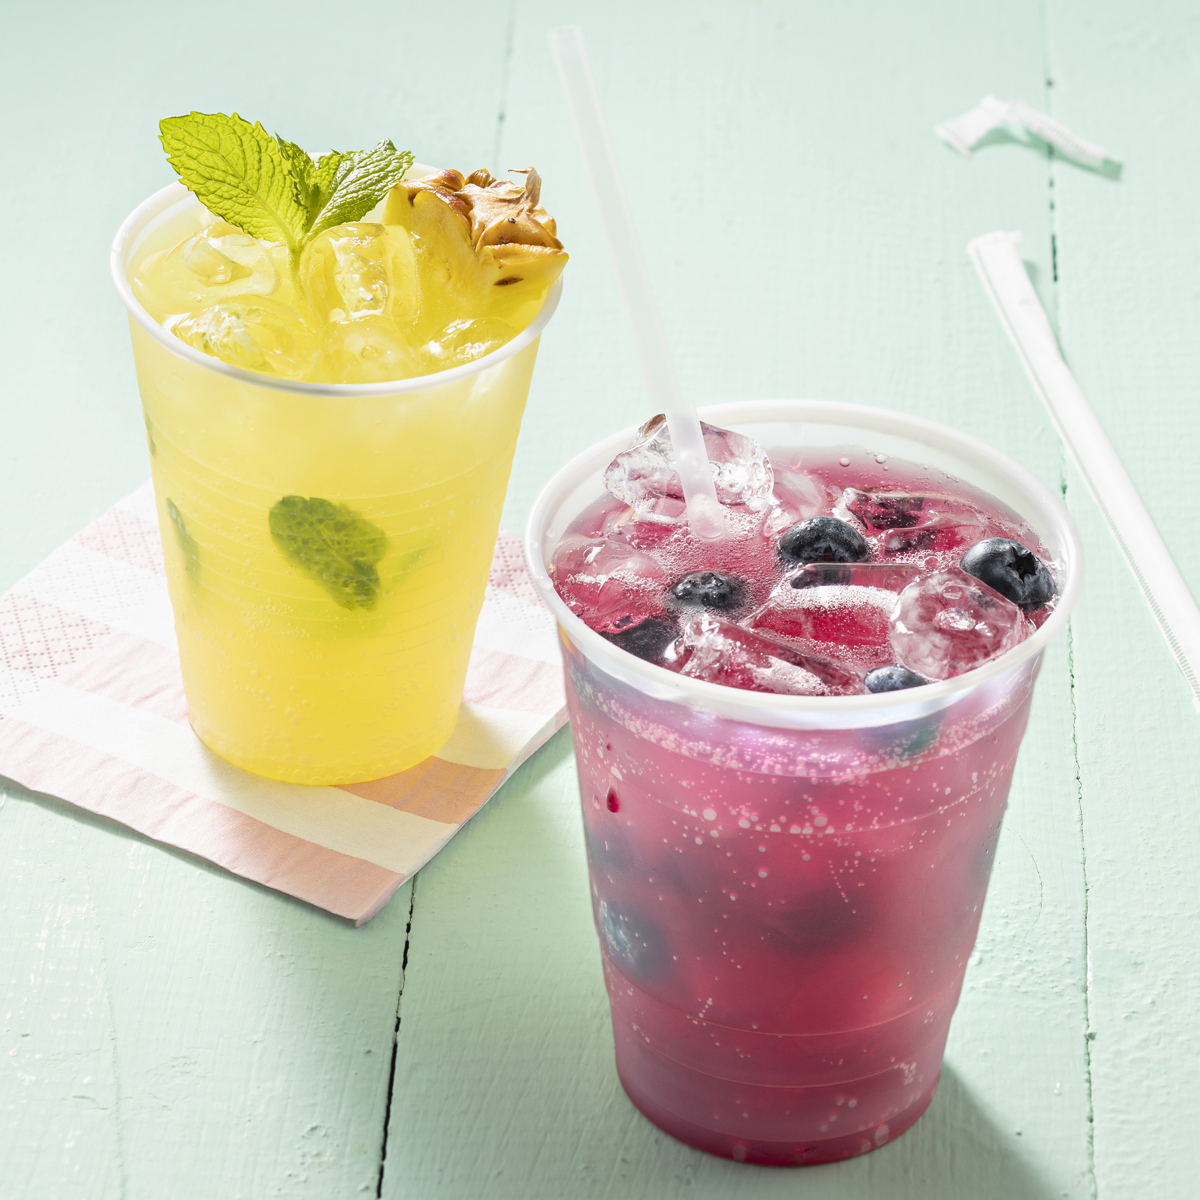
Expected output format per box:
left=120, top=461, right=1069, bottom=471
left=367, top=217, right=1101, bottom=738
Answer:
left=390, top=1, right=1093, bottom=1195
left=1, top=781, right=414, bottom=1199
left=1045, top=2, right=1200, bottom=1194
left=0, top=2, right=511, bottom=1197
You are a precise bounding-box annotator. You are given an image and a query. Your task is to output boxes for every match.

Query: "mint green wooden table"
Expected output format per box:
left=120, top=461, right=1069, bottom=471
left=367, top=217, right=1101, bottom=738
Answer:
left=3, top=1, right=1197, bottom=1196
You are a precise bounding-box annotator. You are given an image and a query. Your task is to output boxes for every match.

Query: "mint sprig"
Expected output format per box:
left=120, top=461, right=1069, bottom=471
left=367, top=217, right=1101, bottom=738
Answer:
left=159, top=112, right=414, bottom=276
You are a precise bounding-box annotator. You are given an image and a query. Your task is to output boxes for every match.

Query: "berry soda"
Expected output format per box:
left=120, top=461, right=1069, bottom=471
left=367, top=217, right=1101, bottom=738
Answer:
left=526, top=403, right=1080, bottom=1165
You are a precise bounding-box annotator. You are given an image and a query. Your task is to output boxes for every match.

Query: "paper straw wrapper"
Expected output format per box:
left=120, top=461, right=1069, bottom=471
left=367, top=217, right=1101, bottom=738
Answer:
left=969, top=231, right=1200, bottom=709
left=938, top=97, right=1119, bottom=171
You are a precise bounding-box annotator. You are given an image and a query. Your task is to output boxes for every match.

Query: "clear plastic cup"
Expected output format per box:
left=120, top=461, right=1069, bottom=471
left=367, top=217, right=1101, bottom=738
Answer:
left=525, top=400, right=1082, bottom=1165
left=111, top=182, right=561, bottom=784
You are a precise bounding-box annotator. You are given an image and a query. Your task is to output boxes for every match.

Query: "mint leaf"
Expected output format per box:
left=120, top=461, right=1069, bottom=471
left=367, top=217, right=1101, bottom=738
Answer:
left=268, top=496, right=388, bottom=611
left=160, top=112, right=308, bottom=254
left=161, top=114, right=413, bottom=275
left=277, top=139, right=348, bottom=226
left=307, top=140, right=415, bottom=237
left=166, top=498, right=200, bottom=583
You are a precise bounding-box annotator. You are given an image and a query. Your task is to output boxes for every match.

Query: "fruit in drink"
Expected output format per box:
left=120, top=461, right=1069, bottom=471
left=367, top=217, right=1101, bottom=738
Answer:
left=547, top=415, right=1057, bottom=1163
left=116, top=113, right=566, bottom=781
left=552, top=415, right=1055, bottom=689
left=132, top=113, right=567, bottom=384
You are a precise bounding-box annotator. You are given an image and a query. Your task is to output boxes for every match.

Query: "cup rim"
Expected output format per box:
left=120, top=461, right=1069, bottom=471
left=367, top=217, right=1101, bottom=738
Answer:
left=109, top=180, right=563, bottom=398
left=524, top=399, right=1084, bottom=727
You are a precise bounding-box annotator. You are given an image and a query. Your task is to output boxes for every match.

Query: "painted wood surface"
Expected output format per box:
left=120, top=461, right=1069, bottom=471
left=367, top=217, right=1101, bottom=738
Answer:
left=0, top=0, right=1193, bottom=1196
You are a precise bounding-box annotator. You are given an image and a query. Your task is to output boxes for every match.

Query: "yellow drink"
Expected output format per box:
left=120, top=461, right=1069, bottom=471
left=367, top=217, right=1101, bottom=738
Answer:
left=113, top=183, right=560, bottom=783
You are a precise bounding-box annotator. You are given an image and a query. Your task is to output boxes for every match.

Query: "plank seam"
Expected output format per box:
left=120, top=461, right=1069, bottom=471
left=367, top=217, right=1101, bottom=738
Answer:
left=1041, top=4, right=1099, bottom=1186
left=376, top=878, right=417, bottom=1200
left=1066, top=621, right=1098, bottom=1198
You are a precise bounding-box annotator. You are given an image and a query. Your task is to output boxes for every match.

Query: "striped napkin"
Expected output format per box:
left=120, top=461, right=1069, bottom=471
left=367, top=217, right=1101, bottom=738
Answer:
left=0, top=483, right=566, bottom=924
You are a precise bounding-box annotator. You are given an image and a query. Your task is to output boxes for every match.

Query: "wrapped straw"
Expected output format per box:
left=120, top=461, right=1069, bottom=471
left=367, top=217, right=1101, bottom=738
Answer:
left=970, top=231, right=1200, bottom=709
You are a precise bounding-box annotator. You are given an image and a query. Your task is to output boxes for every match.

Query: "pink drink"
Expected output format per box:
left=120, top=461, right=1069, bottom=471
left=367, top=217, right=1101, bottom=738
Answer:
left=526, top=403, right=1080, bottom=1166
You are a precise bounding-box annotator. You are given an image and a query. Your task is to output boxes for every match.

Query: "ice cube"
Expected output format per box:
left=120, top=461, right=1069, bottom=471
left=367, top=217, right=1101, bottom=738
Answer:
left=422, top=317, right=515, bottom=369
left=611, top=495, right=690, bottom=532
left=838, top=485, right=989, bottom=533
left=747, top=572, right=902, bottom=649
left=768, top=463, right=827, bottom=524
left=180, top=236, right=246, bottom=286
left=551, top=535, right=669, bottom=633
left=889, top=568, right=1027, bottom=680
left=671, top=614, right=861, bottom=696
left=181, top=224, right=275, bottom=290
left=318, top=316, right=423, bottom=383
left=757, top=462, right=829, bottom=542
left=787, top=562, right=924, bottom=591
left=603, top=416, right=774, bottom=517
left=882, top=512, right=987, bottom=557
left=839, top=488, right=926, bottom=530
left=168, top=299, right=316, bottom=378
left=305, top=223, right=391, bottom=316
left=604, top=615, right=680, bottom=663
left=133, top=222, right=278, bottom=318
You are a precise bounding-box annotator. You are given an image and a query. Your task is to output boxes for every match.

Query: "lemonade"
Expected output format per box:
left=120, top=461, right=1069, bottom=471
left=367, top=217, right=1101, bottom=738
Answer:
left=113, top=114, right=565, bottom=783
left=527, top=403, right=1081, bottom=1164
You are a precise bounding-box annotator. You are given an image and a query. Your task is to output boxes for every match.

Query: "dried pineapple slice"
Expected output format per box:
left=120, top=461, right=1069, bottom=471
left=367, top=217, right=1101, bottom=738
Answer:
left=382, top=167, right=567, bottom=338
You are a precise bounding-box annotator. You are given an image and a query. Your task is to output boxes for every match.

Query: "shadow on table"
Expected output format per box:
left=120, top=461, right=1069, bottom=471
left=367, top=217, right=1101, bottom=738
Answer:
left=552, top=1065, right=1061, bottom=1200
left=384, top=730, right=1069, bottom=1200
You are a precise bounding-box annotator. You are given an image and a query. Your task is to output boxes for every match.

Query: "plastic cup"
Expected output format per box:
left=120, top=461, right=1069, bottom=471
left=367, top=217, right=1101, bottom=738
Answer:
left=111, top=182, right=561, bottom=785
left=525, top=400, right=1082, bottom=1165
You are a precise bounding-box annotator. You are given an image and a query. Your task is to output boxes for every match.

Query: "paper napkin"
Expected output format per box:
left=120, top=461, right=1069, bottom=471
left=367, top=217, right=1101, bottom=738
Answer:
left=0, top=483, right=567, bottom=923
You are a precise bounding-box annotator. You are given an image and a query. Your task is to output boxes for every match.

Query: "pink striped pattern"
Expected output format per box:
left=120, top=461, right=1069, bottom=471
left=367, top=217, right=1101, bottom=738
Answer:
left=0, top=591, right=117, bottom=681
left=0, top=487, right=566, bottom=924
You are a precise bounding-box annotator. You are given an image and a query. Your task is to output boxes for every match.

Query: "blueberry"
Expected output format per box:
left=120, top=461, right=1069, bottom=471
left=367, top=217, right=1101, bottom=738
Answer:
left=758, top=888, right=872, bottom=957
left=667, top=570, right=746, bottom=612
left=864, top=665, right=927, bottom=693
left=603, top=615, right=679, bottom=663
left=960, top=538, right=1055, bottom=611
left=597, top=900, right=670, bottom=982
left=778, top=516, right=870, bottom=567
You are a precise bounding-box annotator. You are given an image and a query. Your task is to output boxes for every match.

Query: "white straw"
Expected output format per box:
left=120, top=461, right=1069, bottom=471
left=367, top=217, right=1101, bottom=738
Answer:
left=548, top=24, right=725, bottom=539
left=969, top=230, right=1200, bottom=710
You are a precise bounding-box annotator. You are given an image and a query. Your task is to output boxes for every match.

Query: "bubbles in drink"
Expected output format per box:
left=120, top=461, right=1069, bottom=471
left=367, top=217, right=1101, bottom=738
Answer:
left=552, top=420, right=1056, bottom=696
left=552, top=534, right=668, bottom=633
left=747, top=577, right=899, bottom=652
left=597, top=900, right=669, bottom=982
left=558, top=421, right=1061, bottom=1165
